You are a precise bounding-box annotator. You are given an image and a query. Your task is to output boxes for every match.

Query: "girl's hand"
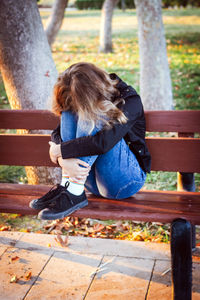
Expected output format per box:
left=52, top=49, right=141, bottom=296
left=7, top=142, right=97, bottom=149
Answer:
left=49, top=141, right=61, bottom=164
left=58, top=157, right=91, bottom=179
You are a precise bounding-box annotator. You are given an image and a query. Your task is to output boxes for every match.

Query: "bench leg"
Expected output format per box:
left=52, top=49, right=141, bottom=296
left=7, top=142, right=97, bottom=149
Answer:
left=171, top=218, right=192, bottom=300
left=177, top=172, right=196, bottom=251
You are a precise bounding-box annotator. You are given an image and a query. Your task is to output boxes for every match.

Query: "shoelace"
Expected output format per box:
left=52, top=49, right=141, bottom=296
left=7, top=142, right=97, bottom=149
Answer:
left=41, top=184, right=60, bottom=199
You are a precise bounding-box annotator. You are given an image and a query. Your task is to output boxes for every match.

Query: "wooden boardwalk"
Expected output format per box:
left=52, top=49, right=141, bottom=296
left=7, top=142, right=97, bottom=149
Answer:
left=0, top=231, right=200, bottom=300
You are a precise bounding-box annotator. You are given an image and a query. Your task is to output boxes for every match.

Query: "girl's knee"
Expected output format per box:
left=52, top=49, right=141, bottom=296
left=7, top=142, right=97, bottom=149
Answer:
left=115, top=179, right=146, bottom=199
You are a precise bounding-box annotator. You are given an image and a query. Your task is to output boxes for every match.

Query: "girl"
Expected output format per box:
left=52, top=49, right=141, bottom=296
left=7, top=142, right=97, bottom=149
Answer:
left=29, top=62, right=151, bottom=220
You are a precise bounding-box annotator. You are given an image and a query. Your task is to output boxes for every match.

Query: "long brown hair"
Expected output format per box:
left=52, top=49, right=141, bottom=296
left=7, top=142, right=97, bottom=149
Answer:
left=52, top=62, right=127, bottom=131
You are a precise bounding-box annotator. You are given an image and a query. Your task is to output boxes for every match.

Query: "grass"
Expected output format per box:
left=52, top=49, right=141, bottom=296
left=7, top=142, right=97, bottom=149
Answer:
left=0, top=8, right=200, bottom=241
left=0, top=166, right=27, bottom=184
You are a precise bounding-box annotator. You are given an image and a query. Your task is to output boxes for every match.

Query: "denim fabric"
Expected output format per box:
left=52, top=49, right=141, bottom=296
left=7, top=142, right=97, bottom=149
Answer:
left=61, top=111, right=146, bottom=199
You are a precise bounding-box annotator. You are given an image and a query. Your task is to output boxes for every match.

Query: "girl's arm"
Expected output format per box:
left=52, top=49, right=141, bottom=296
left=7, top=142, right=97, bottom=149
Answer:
left=51, top=94, right=143, bottom=160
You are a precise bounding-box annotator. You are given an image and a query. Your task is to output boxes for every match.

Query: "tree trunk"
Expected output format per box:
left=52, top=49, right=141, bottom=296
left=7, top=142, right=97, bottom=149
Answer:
left=45, top=0, right=68, bottom=47
left=0, top=0, right=61, bottom=185
left=135, top=0, right=173, bottom=110
left=121, top=0, right=126, bottom=11
left=99, top=0, right=119, bottom=53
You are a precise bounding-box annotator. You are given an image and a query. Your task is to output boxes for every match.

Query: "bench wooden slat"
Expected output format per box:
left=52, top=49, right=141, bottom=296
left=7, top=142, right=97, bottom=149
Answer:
left=0, top=110, right=59, bottom=130
left=0, top=134, right=55, bottom=167
left=1, top=134, right=200, bottom=172
left=145, top=110, right=200, bottom=133
left=1, top=193, right=199, bottom=210
left=0, top=184, right=199, bottom=224
left=0, top=110, right=200, bottom=133
left=1, top=183, right=200, bottom=205
left=146, top=137, right=200, bottom=172
left=0, top=183, right=52, bottom=195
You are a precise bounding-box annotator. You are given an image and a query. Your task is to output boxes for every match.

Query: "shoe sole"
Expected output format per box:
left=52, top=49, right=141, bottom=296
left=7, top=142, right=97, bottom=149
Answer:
left=38, top=199, right=88, bottom=220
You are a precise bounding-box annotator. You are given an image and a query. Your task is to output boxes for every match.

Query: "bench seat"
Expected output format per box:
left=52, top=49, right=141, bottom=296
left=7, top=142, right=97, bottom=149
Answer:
left=0, top=183, right=200, bottom=224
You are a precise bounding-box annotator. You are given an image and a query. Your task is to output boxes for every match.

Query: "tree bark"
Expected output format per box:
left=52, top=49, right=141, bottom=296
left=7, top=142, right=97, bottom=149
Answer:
left=45, top=0, right=68, bottom=47
left=135, top=0, right=173, bottom=110
left=0, top=0, right=61, bottom=184
left=99, top=0, right=119, bottom=53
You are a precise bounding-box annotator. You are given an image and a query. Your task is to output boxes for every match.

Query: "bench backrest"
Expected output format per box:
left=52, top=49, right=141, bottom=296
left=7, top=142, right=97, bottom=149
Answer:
left=0, top=109, right=200, bottom=173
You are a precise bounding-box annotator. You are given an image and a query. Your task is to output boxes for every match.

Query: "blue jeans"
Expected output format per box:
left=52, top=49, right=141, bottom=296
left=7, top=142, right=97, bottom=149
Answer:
left=61, top=111, right=146, bottom=199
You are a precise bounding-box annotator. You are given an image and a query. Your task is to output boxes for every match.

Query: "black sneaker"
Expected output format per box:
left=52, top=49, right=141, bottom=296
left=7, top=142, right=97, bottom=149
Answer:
left=29, top=184, right=67, bottom=210
left=38, top=189, right=88, bottom=220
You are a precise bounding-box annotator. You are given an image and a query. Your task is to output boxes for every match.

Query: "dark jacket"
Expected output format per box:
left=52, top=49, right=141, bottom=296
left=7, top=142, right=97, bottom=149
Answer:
left=51, top=74, right=151, bottom=173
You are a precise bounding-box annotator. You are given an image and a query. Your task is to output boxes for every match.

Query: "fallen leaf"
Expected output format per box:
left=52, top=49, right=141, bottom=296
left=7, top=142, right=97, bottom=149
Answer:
left=25, top=271, right=32, bottom=281
left=10, top=256, right=19, bottom=262
left=0, top=225, right=10, bottom=231
left=10, top=275, right=18, bottom=283
left=55, top=233, right=69, bottom=247
left=20, top=229, right=30, bottom=233
left=93, top=224, right=105, bottom=232
left=90, top=257, right=116, bottom=278
left=192, top=255, right=200, bottom=262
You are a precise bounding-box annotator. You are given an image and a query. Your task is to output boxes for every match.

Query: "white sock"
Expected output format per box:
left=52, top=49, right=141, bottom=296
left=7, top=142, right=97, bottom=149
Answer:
left=61, top=174, right=69, bottom=187
left=67, top=179, right=84, bottom=196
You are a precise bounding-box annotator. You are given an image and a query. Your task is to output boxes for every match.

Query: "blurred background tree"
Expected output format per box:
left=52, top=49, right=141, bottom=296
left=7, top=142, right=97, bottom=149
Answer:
left=45, top=0, right=69, bottom=47
left=0, top=0, right=61, bottom=185
left=99, top=0, right=119, bottom=53
left=135, top=0, right=173, bottom=110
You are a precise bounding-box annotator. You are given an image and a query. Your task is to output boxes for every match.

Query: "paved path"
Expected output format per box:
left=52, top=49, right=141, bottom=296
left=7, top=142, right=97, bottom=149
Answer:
left=0, top=231, right=199, bottom=299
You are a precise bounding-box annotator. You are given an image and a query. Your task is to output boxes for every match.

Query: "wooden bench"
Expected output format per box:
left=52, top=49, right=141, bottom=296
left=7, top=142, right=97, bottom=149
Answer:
left=0, top=109, right=200, bottom=300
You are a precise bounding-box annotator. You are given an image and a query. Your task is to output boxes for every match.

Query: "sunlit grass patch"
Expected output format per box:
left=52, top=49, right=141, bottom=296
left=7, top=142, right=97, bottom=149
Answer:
left=163, top=15, right=200, bottom=25
left=0, top=214, right=45, bottom=233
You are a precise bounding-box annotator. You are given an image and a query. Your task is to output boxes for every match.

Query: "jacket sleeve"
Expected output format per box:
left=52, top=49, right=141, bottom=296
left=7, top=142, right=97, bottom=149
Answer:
left=59, top=94, right=143, bottom=159
left=51, top=124, right=62, bottom=144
